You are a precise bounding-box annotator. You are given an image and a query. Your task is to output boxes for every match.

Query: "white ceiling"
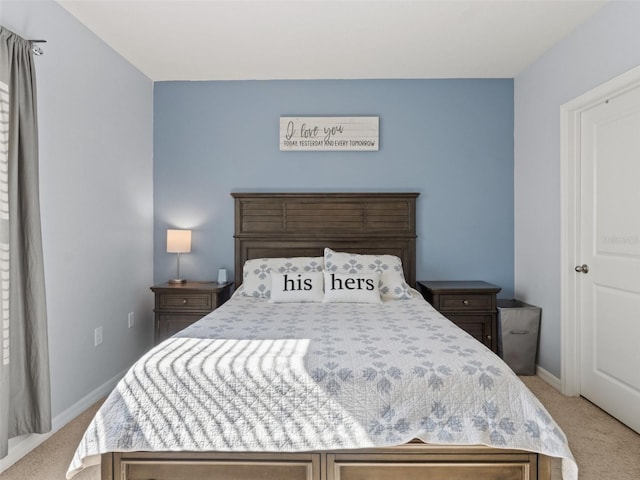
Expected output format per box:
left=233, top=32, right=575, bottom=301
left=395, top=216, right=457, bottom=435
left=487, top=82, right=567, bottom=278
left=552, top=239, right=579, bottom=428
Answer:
left=56, top=0, right=608, bottom=81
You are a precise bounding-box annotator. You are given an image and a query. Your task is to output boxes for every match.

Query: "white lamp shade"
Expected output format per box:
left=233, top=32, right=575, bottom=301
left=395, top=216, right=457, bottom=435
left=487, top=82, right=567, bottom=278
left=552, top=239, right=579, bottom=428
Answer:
left=167, top=229, right=192, bottom=253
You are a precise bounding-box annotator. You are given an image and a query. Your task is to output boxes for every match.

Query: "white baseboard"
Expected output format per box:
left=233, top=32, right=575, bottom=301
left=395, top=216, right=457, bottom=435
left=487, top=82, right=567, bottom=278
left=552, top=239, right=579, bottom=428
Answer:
left=0, top=368, right=126, bottom=473
left=535, top=364, right=562, bottom=392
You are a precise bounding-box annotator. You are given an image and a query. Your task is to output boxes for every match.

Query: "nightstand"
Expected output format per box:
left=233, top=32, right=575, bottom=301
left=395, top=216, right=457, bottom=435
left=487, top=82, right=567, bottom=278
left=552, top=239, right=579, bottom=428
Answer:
left=416, top=280, right=501, bottom=353
left=150, top=281, right=233, bottom=344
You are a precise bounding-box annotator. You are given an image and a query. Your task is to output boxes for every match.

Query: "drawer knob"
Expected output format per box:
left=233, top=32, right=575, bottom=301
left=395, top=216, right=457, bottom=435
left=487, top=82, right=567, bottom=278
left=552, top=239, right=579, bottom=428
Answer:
left=462, top=299, right=470, bottom=306
left=486, top=335, right=492, bottom=340
left=182, top=299, right=188, bottom=305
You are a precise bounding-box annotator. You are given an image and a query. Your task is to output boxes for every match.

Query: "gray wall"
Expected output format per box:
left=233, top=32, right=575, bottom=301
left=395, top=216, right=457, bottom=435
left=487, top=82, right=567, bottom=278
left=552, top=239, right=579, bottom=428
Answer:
left=153, top=79, right=515, bottom=297
left=514, top=1, right=640, bottom=377
left=1, top=0, right=154, bottom=435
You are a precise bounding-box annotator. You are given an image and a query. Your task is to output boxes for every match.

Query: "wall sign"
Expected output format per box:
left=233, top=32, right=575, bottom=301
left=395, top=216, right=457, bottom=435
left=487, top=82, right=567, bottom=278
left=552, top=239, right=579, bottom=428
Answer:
left=280, top=116, right=379, bottom=151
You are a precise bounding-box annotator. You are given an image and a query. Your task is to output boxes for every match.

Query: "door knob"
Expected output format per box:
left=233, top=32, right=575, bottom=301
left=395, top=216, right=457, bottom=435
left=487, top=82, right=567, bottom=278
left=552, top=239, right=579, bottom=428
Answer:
left=574, top=264, right=589, bottom=274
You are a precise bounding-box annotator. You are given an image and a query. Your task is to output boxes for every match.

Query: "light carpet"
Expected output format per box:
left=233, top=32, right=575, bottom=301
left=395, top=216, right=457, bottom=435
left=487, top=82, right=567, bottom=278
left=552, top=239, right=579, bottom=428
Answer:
left=1, top=375, right=638, bottom=479
left=519, top=375, right=640, bottom=480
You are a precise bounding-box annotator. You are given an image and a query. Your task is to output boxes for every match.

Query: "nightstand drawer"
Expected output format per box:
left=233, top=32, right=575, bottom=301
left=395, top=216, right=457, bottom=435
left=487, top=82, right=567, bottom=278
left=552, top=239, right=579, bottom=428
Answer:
left=158, top=313, right=205, bottom=338
left=439, top=294, right=493, bottom=311
left=446, top=314, right=493, bottom=348
left=158, top=292, right=212, bottom=310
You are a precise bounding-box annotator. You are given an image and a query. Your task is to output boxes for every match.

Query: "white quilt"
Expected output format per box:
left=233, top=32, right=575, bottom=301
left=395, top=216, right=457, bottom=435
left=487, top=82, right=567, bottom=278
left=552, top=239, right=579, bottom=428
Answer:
left=67, top=293, right=577, bottom=479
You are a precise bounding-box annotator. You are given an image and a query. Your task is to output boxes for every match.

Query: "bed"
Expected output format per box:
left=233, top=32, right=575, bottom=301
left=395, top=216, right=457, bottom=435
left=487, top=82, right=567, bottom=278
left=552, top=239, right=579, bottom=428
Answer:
left=67, top=192, right=577, bottom=480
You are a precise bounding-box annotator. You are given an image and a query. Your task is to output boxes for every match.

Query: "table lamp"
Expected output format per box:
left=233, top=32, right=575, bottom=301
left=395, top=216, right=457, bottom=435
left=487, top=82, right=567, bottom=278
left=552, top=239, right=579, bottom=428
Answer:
left=167, top=229, right=191, bottom=284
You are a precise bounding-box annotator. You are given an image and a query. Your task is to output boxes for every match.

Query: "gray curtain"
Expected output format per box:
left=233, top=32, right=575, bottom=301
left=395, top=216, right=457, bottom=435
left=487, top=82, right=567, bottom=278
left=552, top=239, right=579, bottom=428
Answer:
left=0, top=26, right=51, bottom=459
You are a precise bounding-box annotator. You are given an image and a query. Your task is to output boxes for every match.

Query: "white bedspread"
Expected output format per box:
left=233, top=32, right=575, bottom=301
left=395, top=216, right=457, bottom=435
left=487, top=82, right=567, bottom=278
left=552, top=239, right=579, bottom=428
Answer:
left=67, top=293, right=577, bottom=479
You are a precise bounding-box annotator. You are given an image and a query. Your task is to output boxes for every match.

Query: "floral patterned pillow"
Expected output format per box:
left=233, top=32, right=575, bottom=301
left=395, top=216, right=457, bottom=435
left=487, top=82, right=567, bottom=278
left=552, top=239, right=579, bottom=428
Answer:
left=324, top=247, right=412, bottom=300
left=239, top=256, right=324, bottom=299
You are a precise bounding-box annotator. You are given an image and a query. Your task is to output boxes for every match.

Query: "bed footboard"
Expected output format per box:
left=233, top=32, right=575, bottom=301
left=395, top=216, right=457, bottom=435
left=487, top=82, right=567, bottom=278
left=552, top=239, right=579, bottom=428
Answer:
left=101, top=444, right=552, bottom=480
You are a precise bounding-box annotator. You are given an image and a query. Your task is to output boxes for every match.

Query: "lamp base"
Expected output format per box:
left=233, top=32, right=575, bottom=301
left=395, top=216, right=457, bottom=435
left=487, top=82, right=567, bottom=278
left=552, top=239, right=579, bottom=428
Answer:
left=169, top=278, right=186, bottom=284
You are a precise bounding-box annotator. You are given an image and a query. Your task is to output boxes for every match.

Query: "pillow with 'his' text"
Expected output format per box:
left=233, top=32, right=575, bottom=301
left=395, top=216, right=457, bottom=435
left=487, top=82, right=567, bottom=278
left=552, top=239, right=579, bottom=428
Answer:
left=240, top=256, right=324, bottom=298
left=269, top=271, right=324, bottom=303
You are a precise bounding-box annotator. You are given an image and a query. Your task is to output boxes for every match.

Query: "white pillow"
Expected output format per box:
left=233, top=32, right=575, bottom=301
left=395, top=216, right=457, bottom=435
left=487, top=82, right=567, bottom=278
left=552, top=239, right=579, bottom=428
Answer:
left=324, top=248, right=412, bottom=300
left=323, top=271, right=382, bottom=304
left=269, top=271, right=324, bottom=303
left=240, top=256, right=324, bottom=298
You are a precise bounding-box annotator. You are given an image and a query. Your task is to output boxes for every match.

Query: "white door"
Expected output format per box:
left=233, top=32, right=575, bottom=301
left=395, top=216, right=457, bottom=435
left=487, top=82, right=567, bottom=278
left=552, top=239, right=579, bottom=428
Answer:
left=579, top=85, right=640, bottom=434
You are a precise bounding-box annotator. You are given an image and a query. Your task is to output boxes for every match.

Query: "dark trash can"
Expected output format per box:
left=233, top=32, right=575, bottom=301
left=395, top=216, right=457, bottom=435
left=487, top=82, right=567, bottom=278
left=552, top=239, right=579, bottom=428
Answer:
left=497, top=299, right=541, bottom=375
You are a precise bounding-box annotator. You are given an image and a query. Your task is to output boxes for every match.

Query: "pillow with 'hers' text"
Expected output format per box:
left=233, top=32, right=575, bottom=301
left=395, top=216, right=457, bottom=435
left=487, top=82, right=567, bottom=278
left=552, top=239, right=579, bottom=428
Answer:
left=324, top=247, right=412, bottom=300
left=323, top=271, right=382, bottom=303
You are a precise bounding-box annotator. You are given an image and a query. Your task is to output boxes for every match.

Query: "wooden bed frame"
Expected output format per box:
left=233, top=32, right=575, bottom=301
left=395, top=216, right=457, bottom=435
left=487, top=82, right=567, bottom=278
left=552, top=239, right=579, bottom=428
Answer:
left=232, top=192, right=418, bottom=288
left=100, top=192, right=551, bottom=480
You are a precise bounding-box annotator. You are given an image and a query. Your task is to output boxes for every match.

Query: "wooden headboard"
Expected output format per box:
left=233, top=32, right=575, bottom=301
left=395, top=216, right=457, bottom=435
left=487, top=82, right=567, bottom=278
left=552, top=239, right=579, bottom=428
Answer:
left=232, top=192, right=419, bottom=288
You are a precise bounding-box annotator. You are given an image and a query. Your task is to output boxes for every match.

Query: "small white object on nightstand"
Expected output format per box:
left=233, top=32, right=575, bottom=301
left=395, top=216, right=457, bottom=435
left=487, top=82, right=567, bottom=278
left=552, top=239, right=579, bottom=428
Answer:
left=217, top=268, right=227, bottom=283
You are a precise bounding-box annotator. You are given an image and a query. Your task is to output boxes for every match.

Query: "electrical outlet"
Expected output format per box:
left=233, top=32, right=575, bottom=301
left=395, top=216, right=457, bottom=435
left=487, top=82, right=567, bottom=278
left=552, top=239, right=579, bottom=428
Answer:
left=94, top=326, right=103, bottom=346
left=128, top=312, right=135, bottom=328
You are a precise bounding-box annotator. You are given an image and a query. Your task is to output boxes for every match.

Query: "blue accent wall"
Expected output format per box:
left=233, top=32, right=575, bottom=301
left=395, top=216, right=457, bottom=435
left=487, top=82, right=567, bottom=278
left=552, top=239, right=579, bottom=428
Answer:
left=154, top=79, right=514, bottom=297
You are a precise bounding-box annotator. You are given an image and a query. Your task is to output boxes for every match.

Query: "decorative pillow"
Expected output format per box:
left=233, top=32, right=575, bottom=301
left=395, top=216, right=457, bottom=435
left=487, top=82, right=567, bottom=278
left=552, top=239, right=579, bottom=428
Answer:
left=324, top=247, right=412, bottom=300
left=240, top=256, right=324, bottom=298
left=323, top=271, right=382, bottom=304
left=269, top=271, right=324, bottom=303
